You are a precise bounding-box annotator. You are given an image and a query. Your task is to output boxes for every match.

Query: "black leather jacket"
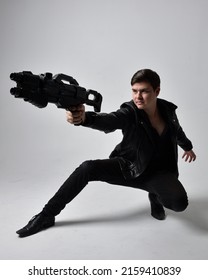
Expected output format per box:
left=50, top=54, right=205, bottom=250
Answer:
left=82, top=98, right=193, bottom=179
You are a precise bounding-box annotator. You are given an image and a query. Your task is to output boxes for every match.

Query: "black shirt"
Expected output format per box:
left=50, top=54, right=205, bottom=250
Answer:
left=146, top=124, right=175, bottom=174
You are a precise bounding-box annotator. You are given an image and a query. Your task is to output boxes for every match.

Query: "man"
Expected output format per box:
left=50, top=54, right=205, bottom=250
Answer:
left=16, top=69, right=196, bottom=237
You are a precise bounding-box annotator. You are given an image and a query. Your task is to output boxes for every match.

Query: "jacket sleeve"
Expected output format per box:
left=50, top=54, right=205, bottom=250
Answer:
left=174, top=114, right=193, bottom=151
left=81, top=103, right=133, bottom=133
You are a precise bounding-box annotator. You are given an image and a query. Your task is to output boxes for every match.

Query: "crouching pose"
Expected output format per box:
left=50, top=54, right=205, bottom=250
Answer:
left=16, top=69, right=196, bottom=237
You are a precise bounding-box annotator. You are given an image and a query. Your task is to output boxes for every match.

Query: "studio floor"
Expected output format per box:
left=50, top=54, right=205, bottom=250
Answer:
left=1, top=0, right=208, bottom=263
left=1, top=176, right=208, bottom=260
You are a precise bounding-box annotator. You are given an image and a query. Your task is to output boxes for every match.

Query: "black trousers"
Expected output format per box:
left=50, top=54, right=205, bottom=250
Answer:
left=42, top=158, right=188, bottom=216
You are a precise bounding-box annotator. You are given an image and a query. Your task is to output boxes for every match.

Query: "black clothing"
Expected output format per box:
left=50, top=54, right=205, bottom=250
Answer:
left=82, top=98, right=193, bottom=179
left=43, top=98, right=191, bottom=217
left=144, top=124, right=175, bottom=174
left=43, top=159, right=188, bottom=216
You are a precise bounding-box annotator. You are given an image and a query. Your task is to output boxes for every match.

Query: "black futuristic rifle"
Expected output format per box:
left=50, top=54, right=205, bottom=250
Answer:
left=10, top=71, right=102, bottom=112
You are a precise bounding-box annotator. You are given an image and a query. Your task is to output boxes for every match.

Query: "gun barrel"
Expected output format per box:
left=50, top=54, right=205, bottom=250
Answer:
left=10, top=71, right=103, bottom=112
left=10, top=87, right=20, bottom=96
left=10, top=73, right=21, bottom=82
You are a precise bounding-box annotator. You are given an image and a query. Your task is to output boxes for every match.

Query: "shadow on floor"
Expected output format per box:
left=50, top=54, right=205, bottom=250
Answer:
left=55, top=206, right=149, bottom=228
left=173, top=196, right=208, bottom=233
left=55, top=197, right=208, bottom=233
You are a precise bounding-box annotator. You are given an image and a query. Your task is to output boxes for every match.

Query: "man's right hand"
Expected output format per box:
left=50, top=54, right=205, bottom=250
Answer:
left=66, top=104, right=86, bottom=125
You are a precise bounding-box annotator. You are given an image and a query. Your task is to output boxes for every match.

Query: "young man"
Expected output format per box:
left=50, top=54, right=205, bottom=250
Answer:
left=16, top=69, right=196, bottom=237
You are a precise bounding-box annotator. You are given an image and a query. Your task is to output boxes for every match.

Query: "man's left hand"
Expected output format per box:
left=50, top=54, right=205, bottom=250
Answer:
left=182, top=150, right=196, bottom=162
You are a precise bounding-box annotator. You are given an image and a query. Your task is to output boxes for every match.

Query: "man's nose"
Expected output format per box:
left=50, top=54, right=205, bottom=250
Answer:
left=136, top=91, right=143, bottom=99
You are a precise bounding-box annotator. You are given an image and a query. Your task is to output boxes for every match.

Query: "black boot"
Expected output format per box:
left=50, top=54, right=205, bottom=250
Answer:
left=148, top=193, right=166, bottom=220
left=16, top=212, right=55, bottom=237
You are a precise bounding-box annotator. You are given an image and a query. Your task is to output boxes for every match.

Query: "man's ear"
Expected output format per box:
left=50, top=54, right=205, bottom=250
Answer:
left=155, top=87, right=160, bottom=96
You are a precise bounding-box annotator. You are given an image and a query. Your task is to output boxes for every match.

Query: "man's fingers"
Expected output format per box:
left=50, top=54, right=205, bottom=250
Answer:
left=182, top=151, right=196, bottom=163
left=66, top=109, right=83, bottom=124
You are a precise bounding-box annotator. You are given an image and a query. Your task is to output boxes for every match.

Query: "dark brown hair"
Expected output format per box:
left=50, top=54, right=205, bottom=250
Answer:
left=131, top=69, right=160, bottom=90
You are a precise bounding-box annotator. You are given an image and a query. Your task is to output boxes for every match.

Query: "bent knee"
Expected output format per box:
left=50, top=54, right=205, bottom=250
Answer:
left=79, top=160, right=94, bottom=172
left=78, top=160, right=98, bottom=180
left=163, top=195, right=188, bottom=212
left=171, top=197, right=189, bottom=212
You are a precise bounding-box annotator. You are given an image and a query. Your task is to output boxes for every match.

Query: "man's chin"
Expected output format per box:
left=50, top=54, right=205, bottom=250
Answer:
left=136, top=103, right=145, bottom=109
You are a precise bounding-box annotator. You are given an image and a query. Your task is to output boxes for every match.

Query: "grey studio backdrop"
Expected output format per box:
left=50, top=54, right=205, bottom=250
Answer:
left=0, top=0, right=207, bottom=260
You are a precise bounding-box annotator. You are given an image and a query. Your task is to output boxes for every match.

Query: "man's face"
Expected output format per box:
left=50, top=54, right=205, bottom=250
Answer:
left=132, top=82, right=160, bottom=112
